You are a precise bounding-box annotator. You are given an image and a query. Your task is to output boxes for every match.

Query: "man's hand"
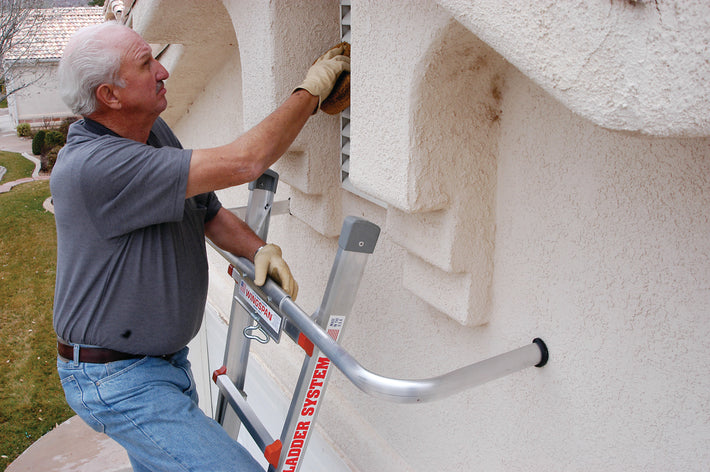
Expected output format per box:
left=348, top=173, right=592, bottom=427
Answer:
left=295, top=45, right=351, bottom=112
left=254, top=244, right=299, bottom=300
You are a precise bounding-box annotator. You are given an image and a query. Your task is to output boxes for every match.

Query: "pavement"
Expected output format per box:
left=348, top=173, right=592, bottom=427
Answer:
left=1, top=108, right=133, bottom=471
left=6, top=417, right=131, bottom=472
left=0, top=109, right=32, bottom=154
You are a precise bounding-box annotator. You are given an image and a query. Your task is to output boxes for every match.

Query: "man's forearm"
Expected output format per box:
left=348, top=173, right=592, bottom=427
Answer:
left=205, top=207, right=299, bottom=298
left=204, top=207, right=264, bottom=261
left=187, top=90, right=318, bottom=198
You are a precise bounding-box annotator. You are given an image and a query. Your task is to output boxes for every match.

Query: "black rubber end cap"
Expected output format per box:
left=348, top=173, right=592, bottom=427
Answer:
left=532, top=338, right=549, bottom=367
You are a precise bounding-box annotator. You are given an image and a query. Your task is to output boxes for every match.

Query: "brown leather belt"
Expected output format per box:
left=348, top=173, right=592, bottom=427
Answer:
left=57, top=340, right=144, bottom=364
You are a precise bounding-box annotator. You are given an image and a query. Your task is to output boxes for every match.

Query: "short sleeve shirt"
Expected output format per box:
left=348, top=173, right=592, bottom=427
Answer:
left=51, top=117, right=221, bottom=355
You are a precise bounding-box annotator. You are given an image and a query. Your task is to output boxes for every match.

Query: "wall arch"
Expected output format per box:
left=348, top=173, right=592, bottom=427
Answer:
left=131, top=0, right=239, bottom=129
left=388, top=19, right=511, bottom=325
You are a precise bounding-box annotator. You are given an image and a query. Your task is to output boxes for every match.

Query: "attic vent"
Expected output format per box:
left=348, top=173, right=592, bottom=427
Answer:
left=339, top=1, right=352, bottom=187
left=339, top=0, right=386, bottom=207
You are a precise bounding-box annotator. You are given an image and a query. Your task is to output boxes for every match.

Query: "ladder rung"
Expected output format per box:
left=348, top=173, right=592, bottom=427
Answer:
left=213, top=369, right=282, bottom=469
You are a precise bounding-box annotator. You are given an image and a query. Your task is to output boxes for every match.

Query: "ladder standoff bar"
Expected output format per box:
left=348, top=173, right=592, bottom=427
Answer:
left=207, top=243, right=549, bottom=404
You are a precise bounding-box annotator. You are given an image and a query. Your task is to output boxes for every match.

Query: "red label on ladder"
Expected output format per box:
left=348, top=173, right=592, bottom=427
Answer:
left=281, top=316, right=345, bottom=472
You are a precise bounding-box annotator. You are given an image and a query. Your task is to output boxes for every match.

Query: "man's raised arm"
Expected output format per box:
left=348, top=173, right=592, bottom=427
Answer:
left=186, top=46, right=350, bottom=198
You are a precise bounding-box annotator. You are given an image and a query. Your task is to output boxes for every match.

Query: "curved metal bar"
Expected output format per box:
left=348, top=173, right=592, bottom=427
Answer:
left=208, top=240, right=548, bottom=404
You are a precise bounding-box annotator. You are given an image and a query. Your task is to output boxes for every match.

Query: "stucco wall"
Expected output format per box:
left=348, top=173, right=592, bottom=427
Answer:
left=132, top=0, right=710, bottom=470
left=438, top=0, right=710, bottom=137
left=487, top=68, right=710, bottom=470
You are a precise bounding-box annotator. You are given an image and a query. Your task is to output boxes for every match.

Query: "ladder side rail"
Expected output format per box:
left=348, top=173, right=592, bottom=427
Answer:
left=213, top=282, right=254, bottom=434
left=274, top=347, right=334, bottom=472
left=211, top=247, right=549, bottom=404
left=273, top=219, right=379, bottom=472
left=213, top=170, right=279, bottom=435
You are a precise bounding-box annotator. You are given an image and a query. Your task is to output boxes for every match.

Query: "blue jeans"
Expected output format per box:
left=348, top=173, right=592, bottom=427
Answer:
left=57, top=347, right=264, bottom=472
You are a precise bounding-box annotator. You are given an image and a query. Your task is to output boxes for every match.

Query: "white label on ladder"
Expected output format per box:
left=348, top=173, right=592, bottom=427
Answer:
left=281, top=315, right=345, bottom=472
left=239, top=280, right=283, bottom=338
left=326, top=316, right=344, bottom=341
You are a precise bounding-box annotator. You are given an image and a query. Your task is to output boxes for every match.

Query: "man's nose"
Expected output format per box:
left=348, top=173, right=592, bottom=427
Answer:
left=155, top=61, right=169, bottom=81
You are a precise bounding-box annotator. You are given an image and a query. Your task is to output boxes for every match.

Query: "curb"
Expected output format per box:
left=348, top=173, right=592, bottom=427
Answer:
left=43, top=196, right=54, bottom=213
left=23, top=152, right=42, bottom=178
left=0, top=152, right=50, bottom=194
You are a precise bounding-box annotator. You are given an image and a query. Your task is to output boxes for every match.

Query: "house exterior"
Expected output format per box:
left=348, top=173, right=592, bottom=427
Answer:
left=120, top=1, right=708, bottom=470
left=3, top=7, right=104, bottom=128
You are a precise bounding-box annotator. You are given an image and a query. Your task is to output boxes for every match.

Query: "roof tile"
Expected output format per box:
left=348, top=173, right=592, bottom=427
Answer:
left=5, top=7, right=105, bottom=62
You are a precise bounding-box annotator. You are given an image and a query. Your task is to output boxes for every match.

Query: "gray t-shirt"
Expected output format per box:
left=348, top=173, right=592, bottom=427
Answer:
left=51, top=117, right=221, bottom=355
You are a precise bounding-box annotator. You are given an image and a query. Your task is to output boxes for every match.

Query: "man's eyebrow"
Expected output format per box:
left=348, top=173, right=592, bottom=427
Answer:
left=132, top=46, right=152, bottom=61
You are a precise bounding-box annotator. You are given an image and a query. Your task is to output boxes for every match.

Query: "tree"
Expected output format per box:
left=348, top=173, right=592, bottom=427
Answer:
left=0, top=0, right=55, bottom=103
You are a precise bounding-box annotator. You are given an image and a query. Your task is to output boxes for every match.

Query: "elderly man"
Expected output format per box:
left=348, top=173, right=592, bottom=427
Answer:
left=51, top=21, right=348, bottom=471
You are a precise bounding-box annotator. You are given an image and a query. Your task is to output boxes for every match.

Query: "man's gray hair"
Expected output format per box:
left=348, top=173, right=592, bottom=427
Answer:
left=58, top=21, right=128, bottom=116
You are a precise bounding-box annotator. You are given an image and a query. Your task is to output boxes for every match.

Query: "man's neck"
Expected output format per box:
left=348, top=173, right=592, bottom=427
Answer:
left=86, top=110, right=156, bottom=143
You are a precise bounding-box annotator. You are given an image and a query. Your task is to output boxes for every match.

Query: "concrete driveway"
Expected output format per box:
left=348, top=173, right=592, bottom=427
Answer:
left=0, top=109, right=32, bottom=155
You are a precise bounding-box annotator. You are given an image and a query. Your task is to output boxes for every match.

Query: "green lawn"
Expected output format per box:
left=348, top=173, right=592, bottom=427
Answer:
left=0, top=151, right=35, bottom=183
left=0, top=154, right=73, bottom=468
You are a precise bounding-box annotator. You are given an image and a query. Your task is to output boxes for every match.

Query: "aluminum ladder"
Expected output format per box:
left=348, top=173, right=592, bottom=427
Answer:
left=207, top=170, right=549, bottom=471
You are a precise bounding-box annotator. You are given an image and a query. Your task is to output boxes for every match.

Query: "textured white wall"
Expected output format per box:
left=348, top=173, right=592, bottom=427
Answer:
left=489, top=67, right=710, bottom=470
left=437, top=0, right=710, bottom=137
left=328, top=53, right=710, bottom=471
left=135, top=0, right=710, bottom=470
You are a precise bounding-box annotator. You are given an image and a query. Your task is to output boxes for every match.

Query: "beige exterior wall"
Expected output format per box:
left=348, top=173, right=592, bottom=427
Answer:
left=132, top=0, right=710, bottom=470
left=6, top=63, right=73, bottom=127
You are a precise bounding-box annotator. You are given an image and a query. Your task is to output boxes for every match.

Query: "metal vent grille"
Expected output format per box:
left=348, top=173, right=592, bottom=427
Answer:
left=340, top=0, right=352, bottom=187
left=339, top=1, right=386, bottom=206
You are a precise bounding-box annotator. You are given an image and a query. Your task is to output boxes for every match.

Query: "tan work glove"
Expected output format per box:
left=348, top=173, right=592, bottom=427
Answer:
left=295, top=45, right=351, bottom=112
left=254, top=243, right=299, bottom=300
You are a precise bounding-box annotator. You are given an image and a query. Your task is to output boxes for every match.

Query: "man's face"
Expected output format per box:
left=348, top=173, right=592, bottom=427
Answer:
left=114, top=29, right=169, bottom=119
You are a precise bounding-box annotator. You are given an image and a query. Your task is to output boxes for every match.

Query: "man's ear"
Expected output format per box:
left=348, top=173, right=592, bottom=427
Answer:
left=95, top=83, right=122, bottom=110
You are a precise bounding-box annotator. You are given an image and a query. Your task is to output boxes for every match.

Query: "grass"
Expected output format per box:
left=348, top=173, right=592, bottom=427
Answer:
left=0, top=153, right=73, bottom=469
left=0, top=151, right=34, bottom=183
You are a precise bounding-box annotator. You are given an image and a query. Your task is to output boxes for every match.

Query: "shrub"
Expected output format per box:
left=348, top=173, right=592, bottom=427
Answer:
left=16, top=123, right=31, bottom=137
left=41, top=145, right=62, bottom=173
left=45, top=130, right=65, bottom=148
left=32, top=130, right=46, bottom=155
left=58, top=117, right=77, bottom=137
